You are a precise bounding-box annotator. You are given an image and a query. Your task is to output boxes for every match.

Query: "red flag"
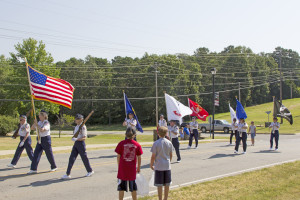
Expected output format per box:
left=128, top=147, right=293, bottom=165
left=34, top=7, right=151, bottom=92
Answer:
left=188, top=98, right=209, bottom=121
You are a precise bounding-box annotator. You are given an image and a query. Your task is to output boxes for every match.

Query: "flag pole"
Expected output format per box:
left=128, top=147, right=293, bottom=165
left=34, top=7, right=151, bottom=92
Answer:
left=123, top=90, right=127, bottom=120
left=187, top=97, right=192, bottom=121
left=24, top=58, right=41, bottom=144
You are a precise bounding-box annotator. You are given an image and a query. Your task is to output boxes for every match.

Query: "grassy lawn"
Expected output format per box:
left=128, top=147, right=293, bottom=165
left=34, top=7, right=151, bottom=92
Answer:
left=204, top=98, right=300, bottom=134
left=0, top=134, right=153, bottom=151
left=140, top=160, right=300, bottom=200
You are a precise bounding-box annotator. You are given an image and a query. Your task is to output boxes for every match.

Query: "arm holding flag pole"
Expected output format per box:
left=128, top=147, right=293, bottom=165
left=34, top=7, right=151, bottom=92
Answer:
left=24, top=58, right=41, bottom=144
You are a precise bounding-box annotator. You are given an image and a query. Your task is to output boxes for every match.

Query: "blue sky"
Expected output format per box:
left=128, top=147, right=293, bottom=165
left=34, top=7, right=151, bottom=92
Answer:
left=0, top=0, right=299, bottom=62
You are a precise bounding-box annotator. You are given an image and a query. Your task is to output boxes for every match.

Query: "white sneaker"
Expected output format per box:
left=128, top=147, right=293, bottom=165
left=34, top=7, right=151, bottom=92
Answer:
left=27, top=170, right=37, bottom=174
left=187, top=146, right=191, bottom=149
left=86, top=171, right=94, bottom=177
left=242, top=152, right=246, bottom=154
left=234, top=150, right=238, bottom=154
left=177, top=160, right=181, bottom=163
left=275, top=148, right=278, bottom=151
left=7, top=164, right=16, bottom=168
left=269, top=147, right=273, bottom=150
left=195, top=146, right=198, bottom=149
left=50, top=168, right=58, bottom=172
left=61, top=174, right=71, bottom=179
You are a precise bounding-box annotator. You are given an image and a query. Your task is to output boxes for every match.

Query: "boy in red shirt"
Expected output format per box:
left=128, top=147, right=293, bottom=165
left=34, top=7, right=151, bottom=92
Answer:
left=115, top=127, right=143, bottom=200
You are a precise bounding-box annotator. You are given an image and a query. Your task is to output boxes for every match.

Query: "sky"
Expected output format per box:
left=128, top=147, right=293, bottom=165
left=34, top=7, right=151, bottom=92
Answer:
left=0, top=0, right=299, bottom=62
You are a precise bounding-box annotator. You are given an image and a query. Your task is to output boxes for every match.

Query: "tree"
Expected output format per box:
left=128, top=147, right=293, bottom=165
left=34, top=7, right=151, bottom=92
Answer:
left=5, top=38, right=60, bottom=116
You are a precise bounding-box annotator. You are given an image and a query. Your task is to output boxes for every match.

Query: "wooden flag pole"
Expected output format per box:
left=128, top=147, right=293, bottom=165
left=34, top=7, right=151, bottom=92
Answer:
left=24, top=58, right=41, bottom=144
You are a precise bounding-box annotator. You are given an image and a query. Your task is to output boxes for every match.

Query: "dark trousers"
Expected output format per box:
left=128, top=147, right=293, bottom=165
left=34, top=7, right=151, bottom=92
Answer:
left=235, top=132, right=247, bottom=152
left=66, top=141, right=92, bottom=175
left=230, top=130, right=237, bottom=144
left=172, top=138, right=181, bottom=161
left=189, top=129, right=199, bottom=147
left=30, top=136, right=57, bottom=170
left=270, top=130, right=279, bottom=149
left=11, top=136, right=34, bottom=165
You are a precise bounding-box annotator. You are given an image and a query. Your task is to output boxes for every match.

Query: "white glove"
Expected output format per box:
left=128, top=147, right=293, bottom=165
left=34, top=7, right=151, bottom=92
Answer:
left=72, top=138, right=77, bottom=142
left=19, top=141, right=24, bottom=147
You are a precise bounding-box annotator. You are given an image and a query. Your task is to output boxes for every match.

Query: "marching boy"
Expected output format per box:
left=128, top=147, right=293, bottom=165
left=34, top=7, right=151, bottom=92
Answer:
left=248, top=121, right=256, bottom=146
left=269, top=117, right=280, bottom=150
left=115, top=127, right=143, bottom=200
left=61, top=114, right=94, bottom=179
left=7, top=115, right=34, bottom=168
left=150, top=127, right=173, bottom=200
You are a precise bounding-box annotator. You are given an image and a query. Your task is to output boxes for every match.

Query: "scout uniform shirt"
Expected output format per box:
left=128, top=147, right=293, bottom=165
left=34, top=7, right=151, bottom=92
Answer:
left=238, top=122, right=248, bottom=136
left=159, top=119, right=167, bottom=127
left=125, top=118, right=137, bottom=128
left=74, top=124, right=87, bottom=139
left=169, top=125, right=179, bottom=139
left=189, top=121, right=198, bottom=130
left=231, top=122, right=238, bottom=131
left=270, top=122, right=280, bottom=132
left=18, top=123, right=30, bottom=137
left=38, top=120, right=50, bottom=137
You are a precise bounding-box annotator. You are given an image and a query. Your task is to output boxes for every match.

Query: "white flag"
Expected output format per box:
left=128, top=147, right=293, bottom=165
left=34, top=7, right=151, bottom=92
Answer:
left=229, top=103, right=238, bottom=123
left=165, top=93, right=192, bottom=123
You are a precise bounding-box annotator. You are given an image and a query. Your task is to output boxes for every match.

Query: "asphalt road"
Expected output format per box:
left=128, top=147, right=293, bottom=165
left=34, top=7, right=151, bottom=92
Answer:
left=0, top=134, right=299, bottom=200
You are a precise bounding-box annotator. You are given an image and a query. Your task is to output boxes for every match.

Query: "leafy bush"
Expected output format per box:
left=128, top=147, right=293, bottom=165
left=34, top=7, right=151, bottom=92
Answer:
left=0, top=115, right=18, bottom=136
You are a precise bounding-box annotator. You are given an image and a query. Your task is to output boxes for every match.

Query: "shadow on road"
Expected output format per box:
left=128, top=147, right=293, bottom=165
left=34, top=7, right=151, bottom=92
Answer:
left=19, top=176, right=86, bottom=187
left=89, top=155, right=117, bottom=159
left=254, top=150, right=281, bottom=154
left=0, top=166, right=30, bottom=172
left=207, top=153, right=239, bottom=159
left=141, top=163, right=150, bottom=169
left=0, top=171, right=49, bottom=182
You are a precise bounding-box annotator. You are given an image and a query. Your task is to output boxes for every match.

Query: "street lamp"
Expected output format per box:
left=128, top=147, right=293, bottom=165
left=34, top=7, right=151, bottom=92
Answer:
left=211, top=68, right=217, bottom=139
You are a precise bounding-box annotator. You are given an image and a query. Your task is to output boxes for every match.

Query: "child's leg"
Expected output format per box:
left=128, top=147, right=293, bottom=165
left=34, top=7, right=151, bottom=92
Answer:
left=119, top=191, right=124, bottom=200
left=164, top=185, right=170, bottom=200
left=157, top=186, right=163, bottom=200
left=131, top=191, right=137, bottom=200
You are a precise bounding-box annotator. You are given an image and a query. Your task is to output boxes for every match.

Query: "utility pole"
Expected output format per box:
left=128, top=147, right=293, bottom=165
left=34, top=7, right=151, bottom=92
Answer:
left=152, top=63, right=159, bottom=128
left=238, top=82, right=241, bottom=102
left=290, top=70, right=293, bottom=99
left=211, top=68, right=217, bottom=139
left=278, top=50, right=283, bottom=124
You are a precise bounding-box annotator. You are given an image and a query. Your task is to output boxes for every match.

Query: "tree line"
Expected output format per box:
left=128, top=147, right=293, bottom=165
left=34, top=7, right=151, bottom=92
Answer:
left=0, top=38, right=299, bottom=127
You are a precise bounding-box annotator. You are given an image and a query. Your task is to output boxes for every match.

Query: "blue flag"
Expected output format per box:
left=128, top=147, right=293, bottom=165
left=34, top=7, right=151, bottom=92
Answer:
left=236, top=99, right=247, bottom=119
left=124, top=93, right=143, bottom=133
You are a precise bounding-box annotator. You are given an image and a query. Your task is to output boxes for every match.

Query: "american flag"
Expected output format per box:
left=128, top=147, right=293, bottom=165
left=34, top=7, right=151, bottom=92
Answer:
left=28, top=65, right=74, bottom=109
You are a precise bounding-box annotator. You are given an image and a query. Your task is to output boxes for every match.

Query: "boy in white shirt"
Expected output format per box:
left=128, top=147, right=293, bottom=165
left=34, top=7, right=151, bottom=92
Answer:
left=269, top=117, right=280, bottom=151
left=248, top=121, right=256, bottom=146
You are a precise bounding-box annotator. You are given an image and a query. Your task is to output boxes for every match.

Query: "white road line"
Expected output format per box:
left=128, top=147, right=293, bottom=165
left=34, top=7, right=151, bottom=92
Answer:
left=123, top=159, right=299, bottom=200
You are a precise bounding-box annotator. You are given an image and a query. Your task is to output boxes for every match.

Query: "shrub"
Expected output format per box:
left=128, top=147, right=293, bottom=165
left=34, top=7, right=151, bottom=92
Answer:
left=0, top=115, right=19, bottom=136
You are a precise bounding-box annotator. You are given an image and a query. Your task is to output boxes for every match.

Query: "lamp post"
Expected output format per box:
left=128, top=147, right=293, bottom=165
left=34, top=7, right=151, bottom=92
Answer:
left=211, top=68, right=217, bottom=139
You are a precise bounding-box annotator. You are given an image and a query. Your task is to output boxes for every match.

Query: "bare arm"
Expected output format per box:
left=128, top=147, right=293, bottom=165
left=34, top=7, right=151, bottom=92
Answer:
left=150, top=153, right=155, bottom=170
left=137, top=155, right=141, bottom=173
left=170, top=152, right=172, bottom=162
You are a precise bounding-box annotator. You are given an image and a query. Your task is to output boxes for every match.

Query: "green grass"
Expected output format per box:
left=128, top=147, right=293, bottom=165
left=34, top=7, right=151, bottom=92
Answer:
left=52, top=124, right=156, bottom=131
left=0, top=134, right=154, bottom=151
left=140, top=160, right=300, bottom=200
left=203, top=98, right=300, bottom=134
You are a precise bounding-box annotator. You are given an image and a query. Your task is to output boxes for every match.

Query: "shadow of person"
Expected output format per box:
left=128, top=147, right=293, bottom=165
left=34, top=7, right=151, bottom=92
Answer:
left=207, top=153, right=239, bottom=159
left=89, top=155, right=117, bottom=160
left=0, top=166, right=30, bottom=172
left=141, top=163, right=150, bottom=169
left=254, top=150, right=281, bottom=154
left=19, top=176, right=86, bottom=187
left=0, top=170, right=49, bottom=182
